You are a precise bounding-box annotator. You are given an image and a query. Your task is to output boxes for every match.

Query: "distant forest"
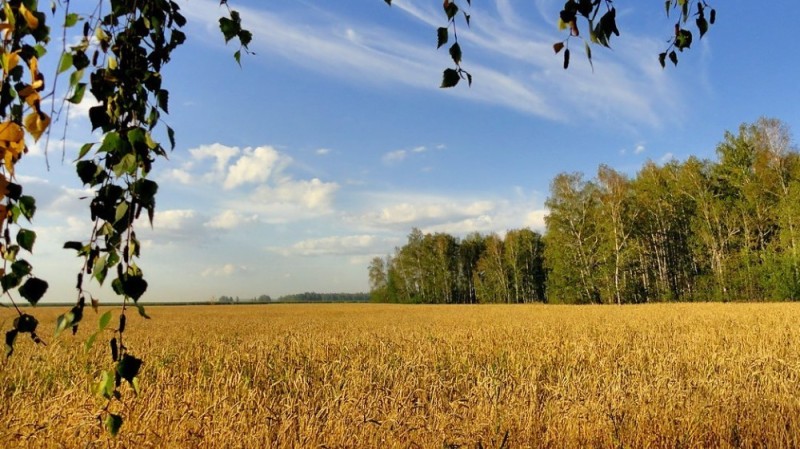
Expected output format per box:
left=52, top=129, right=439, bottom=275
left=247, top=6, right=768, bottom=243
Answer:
left=216, top=292, right=369, bottom=304
left=369, top=118, right=800, bottom=304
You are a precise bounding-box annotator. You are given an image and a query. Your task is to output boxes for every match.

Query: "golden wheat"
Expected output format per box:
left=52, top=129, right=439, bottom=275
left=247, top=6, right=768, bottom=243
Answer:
left=2, top=303, right=800, bottom=448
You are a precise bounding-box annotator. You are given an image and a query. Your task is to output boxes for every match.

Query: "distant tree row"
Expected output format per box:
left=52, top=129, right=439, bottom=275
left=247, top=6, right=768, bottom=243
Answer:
left=369, top=228, right=546, bottom=304
left=215, top=293, right=369, bottom=304
left=370, top=118, right=800, bottom=304
left=277, top=292, right=370, bottom=303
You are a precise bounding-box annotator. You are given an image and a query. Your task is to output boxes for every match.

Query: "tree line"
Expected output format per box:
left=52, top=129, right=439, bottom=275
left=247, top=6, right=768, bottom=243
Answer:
left=369, top=118, right=800, bottom=304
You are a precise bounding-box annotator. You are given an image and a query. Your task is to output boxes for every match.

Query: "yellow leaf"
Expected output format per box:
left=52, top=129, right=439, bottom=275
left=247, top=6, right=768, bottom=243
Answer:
left=24, top=111, right=50, bottom=142
left=4, top=151, right=15, bottom=175
left=0, top=121, right=23, bottom=144
left=1, top=50, right=20, bottom=73
left=19, top=4, right=39, bottom=30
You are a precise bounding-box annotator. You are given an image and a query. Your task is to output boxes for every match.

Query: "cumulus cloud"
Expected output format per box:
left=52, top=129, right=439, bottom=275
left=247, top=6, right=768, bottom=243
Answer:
left=634, top=144, right=646, bottom=154
left=363, top=199, right=496, bottom=226
left=153, top=209, right=197, bottom=231
left=223, top=146, right=289, bottom=189
left=251, top=178, right=339, bottom=211
left=316, top=148, right=332, bottom=156
left=271, top=234, right=385, bottom=257
left=205, top=210, right=259, bottom=229
left=190, top=143, right=240, bottom=176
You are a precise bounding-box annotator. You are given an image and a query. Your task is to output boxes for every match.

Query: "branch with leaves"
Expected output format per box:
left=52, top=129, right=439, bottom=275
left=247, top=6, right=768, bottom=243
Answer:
left=1, top=0, right=53, bottom=357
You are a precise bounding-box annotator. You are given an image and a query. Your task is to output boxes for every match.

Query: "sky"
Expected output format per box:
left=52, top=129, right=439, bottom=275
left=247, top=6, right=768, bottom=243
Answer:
left=13, top=0, right=800, bottom=303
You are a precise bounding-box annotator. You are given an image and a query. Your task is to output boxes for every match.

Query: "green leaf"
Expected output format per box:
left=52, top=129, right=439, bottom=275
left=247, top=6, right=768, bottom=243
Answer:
left=98, top=310, right=113, bottom=330
left=88, top=106, right=109, bottom=131
left=237, top=30, right=252, bottom=47
left=658, top=52, right=667, bottom=68
left=233, top=50, right=241, bottom=66
left=675, top=29, right=692, bottom=50
left=97, top=370, right=115, bottom=399
left=122, top=275, right=148, bottom=301
left=219, top=17, right=239, bottom=43
left=449, top=42, right=462, bottom=65
left=137, top=303, right=151, bottom=319
left=19, top=278, right=48, bottom=305
left=99, top=131, right=125, bottom=153
left=19, top=196, right=36, bottom=221
left=63, top=241, right=84, bottom=252
left=166, top=125, right=176, bottom=150
left=10, top=260, right=32, bottom=277
left=112, top=153, right=137, bottom=177
left=105, top=414, right=123, bottom=437
left=76, top=143, right=94, bottom=160
left=1, top=273, right=21, bottom=292
left=55, top=312, right=74, bottom=337
left=57, top=52, right=73, bottom=74
left=440, top=68, right=460, bottom=88
left=117, top=354, right=143, bottom=383
left=16, top=229, right=36, bottom=253
left=437, top=27, right=448, bottom=49
left=669, top=50, right=678, bottom=66
left=84, top=331, right=98, bottom=352
left=696, top=16, right=708, bottom=38
left=67, top=83, right=87, bottom=104
left=64, top=12, right=80, bottom=27
left=94, top=255, right=108, bottom=285
left=157, top=89, right=169, bottom=113
left=127, top=127, right=147, bottom=151
left=69, top=68, right=84, bottom=88
left=444, top=2, right=459, bottom=20
left=14, top=314, right=38, bottom=333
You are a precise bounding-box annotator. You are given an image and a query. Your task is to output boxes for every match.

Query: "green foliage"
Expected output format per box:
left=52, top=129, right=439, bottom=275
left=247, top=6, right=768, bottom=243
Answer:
left=374, top=119, right=800, bottom=305
left=372, top=228, right=546, bottom=304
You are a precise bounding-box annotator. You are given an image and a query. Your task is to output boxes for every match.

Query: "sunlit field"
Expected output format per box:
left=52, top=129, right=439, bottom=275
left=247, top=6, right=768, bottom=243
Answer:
left=3, top=303, right=800, bottom=448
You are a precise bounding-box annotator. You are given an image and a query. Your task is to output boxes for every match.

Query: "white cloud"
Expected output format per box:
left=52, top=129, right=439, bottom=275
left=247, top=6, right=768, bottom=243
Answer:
left=166, top=168, right=193, bottom=184
left=659, top=152, right=675, bottom=163
left=180, top=0, right=682, bottom=128
left=224, top=146, right=289, bottom=189
left=190, top=143, right=241, bottom=177
left=316, top=148, right=332, bottom=156
left=202, top=263, right=248, bottom=277
left=251, top=178, right=339, bottom=211
left=205, top=209, right=259, bottom=230
left=411, top=146, right=427, bottom=153
left=634, top=144, right=646, bottom=154
left=271, top=234, right=386, bottom=257
left=382, top=149, right=407, bottom=164
left=359, top=198, right=496, bottom=227
left=153, top=209, right=197, bottom=231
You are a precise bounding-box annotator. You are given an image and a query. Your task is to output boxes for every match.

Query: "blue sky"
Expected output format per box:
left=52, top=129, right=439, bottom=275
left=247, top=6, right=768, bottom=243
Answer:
left=17, top=0, right=800, bottom=302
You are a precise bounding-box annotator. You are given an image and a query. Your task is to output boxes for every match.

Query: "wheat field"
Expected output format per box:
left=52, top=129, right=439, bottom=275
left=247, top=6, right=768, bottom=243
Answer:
left=2, top=303, right=800, bottom=448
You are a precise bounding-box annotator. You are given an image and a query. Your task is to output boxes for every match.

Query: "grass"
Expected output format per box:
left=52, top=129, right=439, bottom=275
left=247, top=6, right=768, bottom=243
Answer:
left=2, top=303, right=800, bottom=447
